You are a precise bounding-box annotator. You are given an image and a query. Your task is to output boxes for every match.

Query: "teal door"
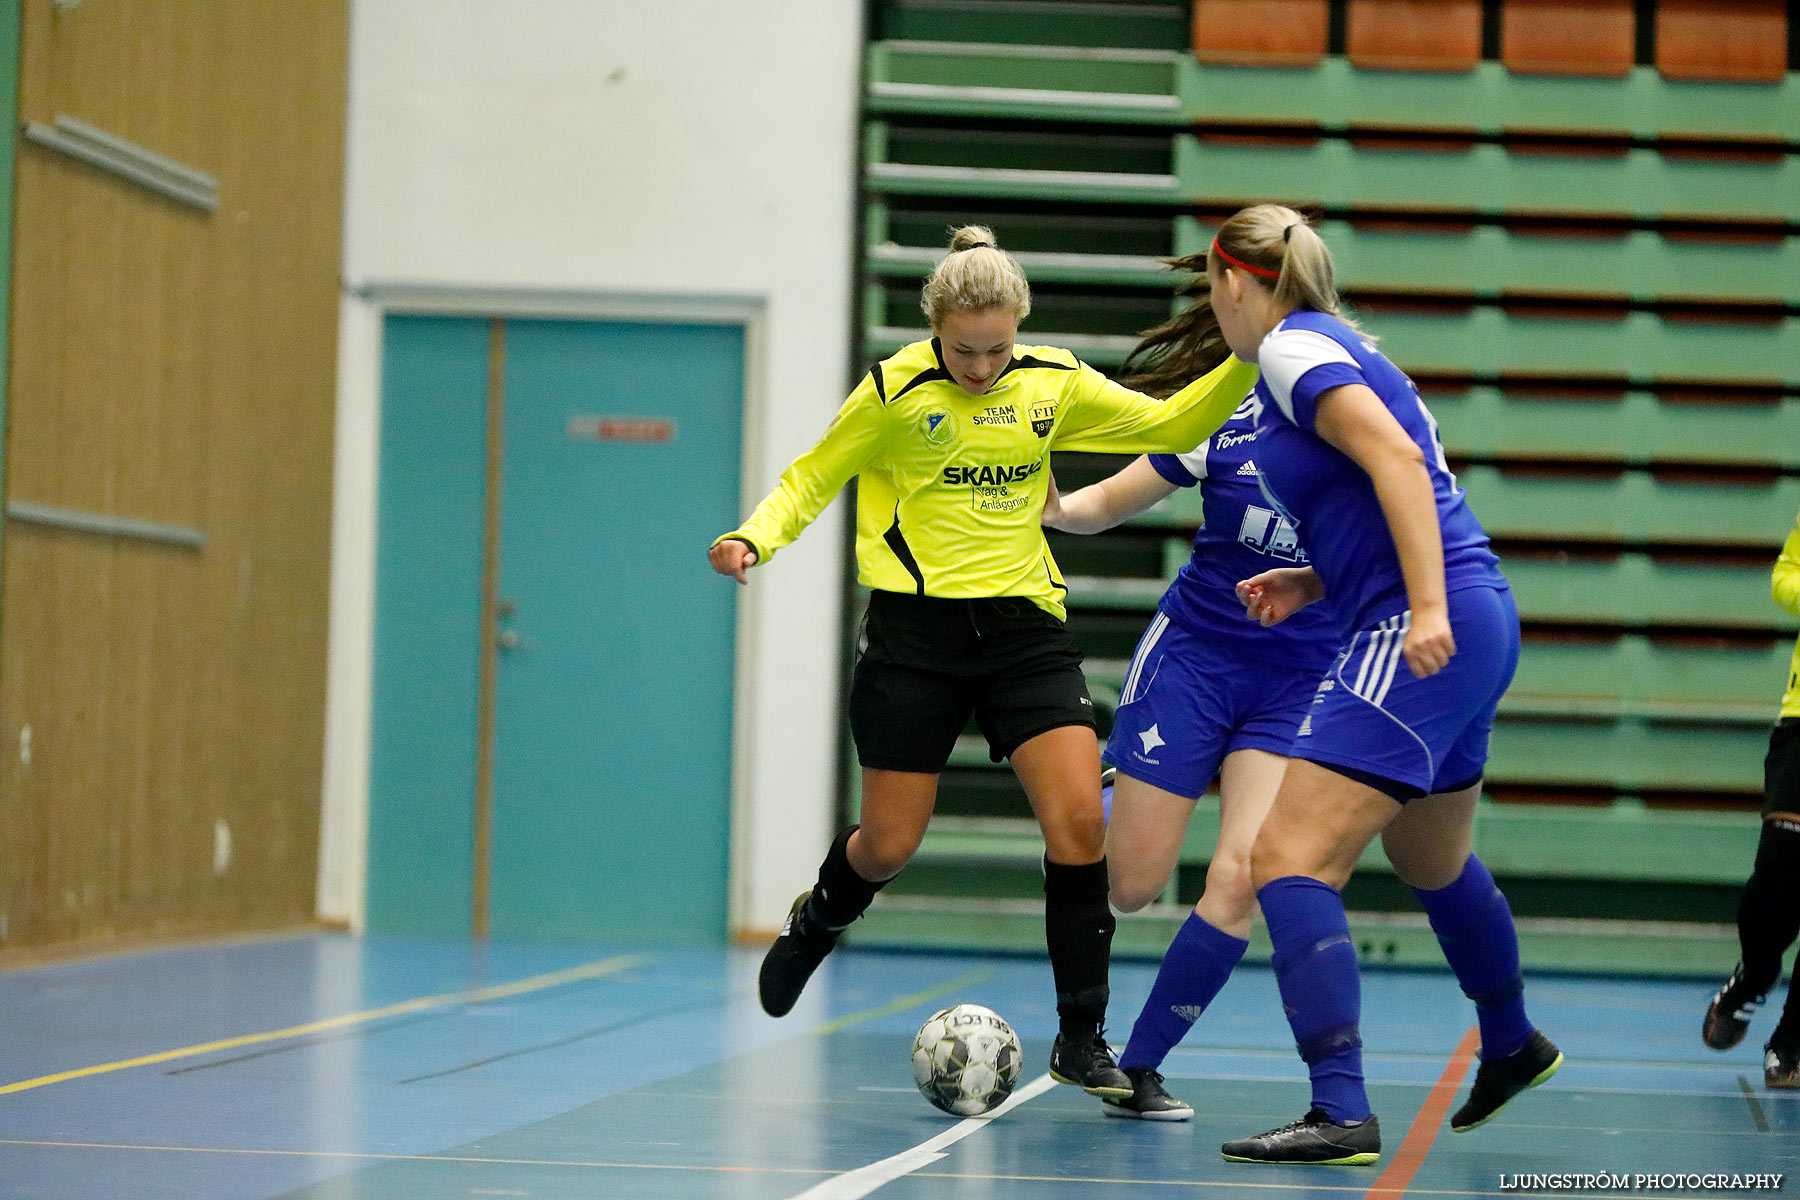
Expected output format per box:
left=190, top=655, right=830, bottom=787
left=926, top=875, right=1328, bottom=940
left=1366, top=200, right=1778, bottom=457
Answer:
left=368, top=314, right=744, bottom=943
left=489, top=319, right=743, bottom=942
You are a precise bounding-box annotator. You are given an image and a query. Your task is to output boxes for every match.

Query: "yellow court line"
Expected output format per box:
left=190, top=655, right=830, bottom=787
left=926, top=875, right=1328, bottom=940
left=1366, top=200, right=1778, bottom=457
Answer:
left=814, top=968, right=993, bottom=1035
left=0, top=953, right=649, bottom=1096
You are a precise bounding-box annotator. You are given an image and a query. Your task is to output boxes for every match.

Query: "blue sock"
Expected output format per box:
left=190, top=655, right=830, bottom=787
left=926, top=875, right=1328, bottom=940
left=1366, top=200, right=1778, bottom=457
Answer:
left=1412, top=855, right=1532, bottom=1061
left=1119, top=912, right=1248, bottom=1070
left=1258, top=875, right=1370, bottom=1124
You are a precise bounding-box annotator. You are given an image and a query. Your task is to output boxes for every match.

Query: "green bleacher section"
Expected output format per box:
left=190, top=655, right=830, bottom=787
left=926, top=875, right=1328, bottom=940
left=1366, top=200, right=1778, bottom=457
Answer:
left=848, top=0, right=1797, bottom=975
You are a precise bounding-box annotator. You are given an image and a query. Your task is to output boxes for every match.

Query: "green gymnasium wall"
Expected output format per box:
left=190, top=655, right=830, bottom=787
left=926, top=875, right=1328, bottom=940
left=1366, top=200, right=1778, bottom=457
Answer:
left=849, top=0, right=1795, bottom=975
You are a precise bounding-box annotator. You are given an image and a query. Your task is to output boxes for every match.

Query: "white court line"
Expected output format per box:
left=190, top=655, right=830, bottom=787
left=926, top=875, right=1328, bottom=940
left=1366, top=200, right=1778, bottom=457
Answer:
left=785, top=1073, right=1059, bottom=1200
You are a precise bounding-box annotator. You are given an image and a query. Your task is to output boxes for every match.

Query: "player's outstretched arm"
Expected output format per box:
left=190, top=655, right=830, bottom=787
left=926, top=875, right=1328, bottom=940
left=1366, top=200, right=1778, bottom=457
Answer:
left=1053, top=355, right=1258, bottom=455
left=1042, top=455, right=1175, bottom=535
left=713, top=375, right=892, bottom=574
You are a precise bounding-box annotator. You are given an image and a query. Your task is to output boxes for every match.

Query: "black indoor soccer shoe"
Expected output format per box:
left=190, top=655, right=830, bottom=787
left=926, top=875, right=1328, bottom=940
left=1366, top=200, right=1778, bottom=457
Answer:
left=1450, top=1029, right=1563, bottom=1132
left=1703, top=963, right=1766, bottom=1051
left=1048, top=1031, right=1132, bottom=1097
left=1100, top=1066, right=1193, bottom=1121
left=1221, top=1109, right=1381, bottom=1165
left=757, top=891, right=839, bottom=1018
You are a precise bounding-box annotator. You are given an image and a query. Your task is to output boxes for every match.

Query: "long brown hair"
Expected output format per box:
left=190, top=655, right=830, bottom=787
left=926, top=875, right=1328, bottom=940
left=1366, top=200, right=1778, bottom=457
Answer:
left=1119, top=252, right=1230, bottom=398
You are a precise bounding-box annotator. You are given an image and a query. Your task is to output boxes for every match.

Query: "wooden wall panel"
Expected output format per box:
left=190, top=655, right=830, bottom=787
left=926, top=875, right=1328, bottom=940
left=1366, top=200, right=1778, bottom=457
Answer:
left=1348, top=0, right=1482, bottom=72
left=1657, top=0, right=1787, bottom=83
left=1193, top=0, right=1330, bottom=66
left=1502, top=0, right=1636, bottom=77
left=0, top=1, right=347, bottom=956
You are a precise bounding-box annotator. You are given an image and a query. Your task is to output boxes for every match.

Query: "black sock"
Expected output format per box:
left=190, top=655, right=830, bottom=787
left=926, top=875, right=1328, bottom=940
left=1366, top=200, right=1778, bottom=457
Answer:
left=803, top=825, right=887, bottom=933
left=1738, top=821, right=1800, bottom=996
left=1044, top=856, right=1114, bottom=1038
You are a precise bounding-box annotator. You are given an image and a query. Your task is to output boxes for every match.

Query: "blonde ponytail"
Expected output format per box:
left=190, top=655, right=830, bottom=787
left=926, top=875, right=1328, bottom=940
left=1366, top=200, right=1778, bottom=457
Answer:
left=1212, top=205, right=1363, bottom=332
left=921, top=225, right=1032, bottom=326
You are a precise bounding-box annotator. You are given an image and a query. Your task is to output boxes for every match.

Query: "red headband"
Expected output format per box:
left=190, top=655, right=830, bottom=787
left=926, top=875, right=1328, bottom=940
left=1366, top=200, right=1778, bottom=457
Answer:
left=1210, top=235, right=1282, bottom=280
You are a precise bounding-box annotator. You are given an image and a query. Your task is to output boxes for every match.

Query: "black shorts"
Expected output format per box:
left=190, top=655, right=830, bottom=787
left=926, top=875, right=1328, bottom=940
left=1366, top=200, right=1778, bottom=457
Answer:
left=1764, top=717, right=1800, bottom=819
left=849, top=590, right=1096, bottom=773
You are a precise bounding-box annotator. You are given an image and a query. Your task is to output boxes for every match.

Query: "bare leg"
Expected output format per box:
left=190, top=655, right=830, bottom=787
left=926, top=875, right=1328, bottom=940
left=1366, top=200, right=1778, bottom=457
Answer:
left=1111, top=750, right=1288, bottom=1106
left=848, top=767, right=941, bottom=882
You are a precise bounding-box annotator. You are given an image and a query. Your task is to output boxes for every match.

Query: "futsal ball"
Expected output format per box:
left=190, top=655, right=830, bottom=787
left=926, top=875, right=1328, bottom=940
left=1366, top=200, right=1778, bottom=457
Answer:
left=910, top=1003, right=1022, bottom=1116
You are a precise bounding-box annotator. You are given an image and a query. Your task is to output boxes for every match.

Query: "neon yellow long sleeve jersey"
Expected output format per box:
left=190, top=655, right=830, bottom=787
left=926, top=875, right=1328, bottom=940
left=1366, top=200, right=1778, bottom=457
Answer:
left=1774, top=509, right=1800, bottom=718
left=717, top=339, right=1259, bottom=621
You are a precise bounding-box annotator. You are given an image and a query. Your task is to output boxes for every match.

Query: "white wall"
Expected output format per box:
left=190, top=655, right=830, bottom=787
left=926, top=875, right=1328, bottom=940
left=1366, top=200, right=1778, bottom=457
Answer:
left=317, top=0, right=864, bottom=935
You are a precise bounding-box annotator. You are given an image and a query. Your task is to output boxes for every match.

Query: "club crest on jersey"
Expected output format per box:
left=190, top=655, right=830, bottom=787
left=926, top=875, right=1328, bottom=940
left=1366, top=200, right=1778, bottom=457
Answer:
left=1238, top=504, right=1306, bottom=562
left=922, top=410, right=958, bottom=446
left=1028, top=401, right=1056, bottom=438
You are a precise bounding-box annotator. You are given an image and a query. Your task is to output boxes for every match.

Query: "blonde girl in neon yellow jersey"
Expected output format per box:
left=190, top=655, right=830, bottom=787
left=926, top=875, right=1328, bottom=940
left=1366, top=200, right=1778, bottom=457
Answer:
left=708, top=225, right=1257, bottom=1095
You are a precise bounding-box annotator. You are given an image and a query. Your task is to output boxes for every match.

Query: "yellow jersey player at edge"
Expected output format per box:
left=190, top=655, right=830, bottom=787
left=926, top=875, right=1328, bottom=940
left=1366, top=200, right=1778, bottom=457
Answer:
left=1703, top=506, right=1800, bottom=1089
left=708, top=225, right=1258, bottom=1096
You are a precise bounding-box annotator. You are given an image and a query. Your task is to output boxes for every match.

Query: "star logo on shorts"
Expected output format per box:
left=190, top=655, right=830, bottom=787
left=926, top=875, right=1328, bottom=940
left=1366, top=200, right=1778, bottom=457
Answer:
left=1139, top=724, right=1165, bottom=755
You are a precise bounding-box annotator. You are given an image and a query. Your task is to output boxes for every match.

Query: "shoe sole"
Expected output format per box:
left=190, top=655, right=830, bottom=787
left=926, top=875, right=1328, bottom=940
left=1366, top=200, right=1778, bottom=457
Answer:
left=1703, top=1007, right=1749, bottom=1051
left=1101, top=1100, right=1193, bottom=1122
left=1048, top=1068, right=1131, bottom=1099
left=1221, top=1151, right=1380, bottom=1165
left=1450, top=1051, right=1564, bottom=1133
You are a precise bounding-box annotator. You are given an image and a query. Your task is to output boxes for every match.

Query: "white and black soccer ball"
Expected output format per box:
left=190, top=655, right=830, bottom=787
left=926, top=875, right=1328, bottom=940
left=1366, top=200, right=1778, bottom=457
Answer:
left=910, top=1003, right=1022, bottom=1116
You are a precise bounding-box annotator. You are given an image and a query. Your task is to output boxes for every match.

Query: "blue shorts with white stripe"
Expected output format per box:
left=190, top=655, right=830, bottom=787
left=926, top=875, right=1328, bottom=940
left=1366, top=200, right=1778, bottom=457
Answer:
left=1290, top=583, right=1520, bottom=800
left=1104, top=611, right=1322, bottom=800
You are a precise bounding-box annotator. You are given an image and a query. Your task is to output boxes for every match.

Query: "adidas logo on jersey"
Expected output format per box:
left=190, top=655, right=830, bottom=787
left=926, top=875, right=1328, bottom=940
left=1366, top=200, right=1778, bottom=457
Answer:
left=1237, top=460, right=1258, bottom=476
left=1171, top=1005, right=1206, bottom=1022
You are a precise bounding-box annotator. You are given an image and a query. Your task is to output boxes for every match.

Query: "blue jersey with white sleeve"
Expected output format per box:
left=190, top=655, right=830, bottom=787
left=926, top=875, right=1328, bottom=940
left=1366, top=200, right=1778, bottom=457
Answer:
left=1146, top=392, right=1340, bottom=672
left=1251, top=310, right=1503, bottom=632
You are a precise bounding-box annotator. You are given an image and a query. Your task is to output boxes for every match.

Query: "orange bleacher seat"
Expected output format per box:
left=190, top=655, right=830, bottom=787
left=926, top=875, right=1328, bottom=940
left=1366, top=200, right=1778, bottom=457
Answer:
left=1657, top=0, right=1787, bottom=83
left=1347, top=0, right=1482, bottom=72
left=1503, top=0, right=1636, bottom=77
left=1193, top=0, right=1329, bottom=67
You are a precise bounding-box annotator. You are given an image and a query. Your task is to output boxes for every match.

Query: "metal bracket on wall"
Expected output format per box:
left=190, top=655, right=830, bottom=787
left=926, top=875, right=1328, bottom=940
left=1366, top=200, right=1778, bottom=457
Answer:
left=20, top=115, right=219, bottom=212
left=5, top=500, right=206, bottom=549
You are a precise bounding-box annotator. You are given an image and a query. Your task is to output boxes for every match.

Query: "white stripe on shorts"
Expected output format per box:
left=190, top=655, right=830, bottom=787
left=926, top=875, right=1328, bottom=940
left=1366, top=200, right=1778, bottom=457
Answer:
left=1351, top=615, right=1400, bottom=697
left=1370, top=611, right=1413, bottom=706
left=1121, top=612, right=1169, bottom=705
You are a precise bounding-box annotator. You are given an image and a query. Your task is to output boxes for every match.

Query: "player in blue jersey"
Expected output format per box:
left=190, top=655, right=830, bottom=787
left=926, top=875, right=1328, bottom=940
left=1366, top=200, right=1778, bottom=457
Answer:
left=1201, top=205, right=1561, bottom=1166
left=1041, top=267, right=1340, bottom=1120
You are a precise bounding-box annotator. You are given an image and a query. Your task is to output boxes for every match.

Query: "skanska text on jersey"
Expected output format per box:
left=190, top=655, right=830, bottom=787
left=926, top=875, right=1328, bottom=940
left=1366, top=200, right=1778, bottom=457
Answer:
left=942, top=461, right=1045, bottom=487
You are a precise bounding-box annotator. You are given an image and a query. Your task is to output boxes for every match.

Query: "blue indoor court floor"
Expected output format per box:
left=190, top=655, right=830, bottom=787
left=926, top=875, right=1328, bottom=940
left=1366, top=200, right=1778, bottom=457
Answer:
left=1, top=933, right=1795, bottom=1199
